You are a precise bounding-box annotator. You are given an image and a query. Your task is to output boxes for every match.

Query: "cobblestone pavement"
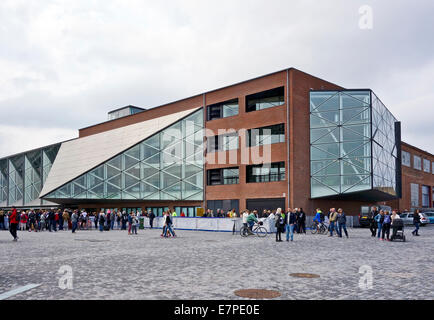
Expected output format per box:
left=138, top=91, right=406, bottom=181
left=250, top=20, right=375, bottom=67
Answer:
left=0, top=225, right=433, bottom=300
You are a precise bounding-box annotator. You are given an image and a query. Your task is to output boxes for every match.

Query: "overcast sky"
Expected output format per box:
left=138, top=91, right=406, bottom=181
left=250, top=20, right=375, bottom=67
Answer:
left=0, top=0, right=433, bottom=158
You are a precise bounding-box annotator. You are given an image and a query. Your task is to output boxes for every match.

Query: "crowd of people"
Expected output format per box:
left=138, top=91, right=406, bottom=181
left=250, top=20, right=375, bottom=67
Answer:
left=0, top=205, right=426, bottom=242
left=365, top=206, right=423, bottom=240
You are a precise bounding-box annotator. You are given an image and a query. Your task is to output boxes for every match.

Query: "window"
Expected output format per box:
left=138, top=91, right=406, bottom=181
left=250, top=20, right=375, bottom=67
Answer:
left=413, top=155, right=421, bottom=170
left=145, top=207, right=169, bottom=217
left=247, top=124, right=285, bottom=147
left=174, top=206, right=199, bottom=217
left=207, top=199, right=239, bottom=214
left=432, top=162, right=434, bottom=174
left=207, top=99, right=239, bottom=121
left=422, top=185, right=430, bottom=207
left=401, top=151, right=411, bottom=167
left=207, top=167, right=239, bottom=185
left=247, top=162, right=285, bottom=183
left=246, top=87, right=285, bottom=112
left=207, top=133, right=238, bottom=152
left=423, top=159, right=430, bottom=173
left=410, top=183, right=419, bottom=207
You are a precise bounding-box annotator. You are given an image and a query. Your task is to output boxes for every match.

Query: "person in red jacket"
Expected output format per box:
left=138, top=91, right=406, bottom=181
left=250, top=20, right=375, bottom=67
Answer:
left=9, top=207, right=19, bottom=241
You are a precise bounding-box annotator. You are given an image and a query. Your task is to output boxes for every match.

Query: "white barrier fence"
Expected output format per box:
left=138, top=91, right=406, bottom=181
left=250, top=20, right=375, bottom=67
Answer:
left=141, top=215, right=359, bottom=233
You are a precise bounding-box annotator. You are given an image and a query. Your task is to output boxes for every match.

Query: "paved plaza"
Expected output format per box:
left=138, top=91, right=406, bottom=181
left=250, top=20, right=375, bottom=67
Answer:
left=0, top=225, right=433, bottom=300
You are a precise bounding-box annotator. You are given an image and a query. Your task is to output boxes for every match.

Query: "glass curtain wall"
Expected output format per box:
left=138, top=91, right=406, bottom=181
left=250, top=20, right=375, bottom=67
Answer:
left=0, top=159, right=8, bottom=206
left=371, top=92, right=398, bottom=197
left=310, top=91, right=371, bottom=197
left=43, top=109, right=204, bottom=202
left=0, top=144, right=60, bottom=207
left=310, top=90, right=398, bottom=198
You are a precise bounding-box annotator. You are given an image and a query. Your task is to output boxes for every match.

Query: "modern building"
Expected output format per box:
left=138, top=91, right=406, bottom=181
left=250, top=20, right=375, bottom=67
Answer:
left=1, top=68, right=433, bottom=216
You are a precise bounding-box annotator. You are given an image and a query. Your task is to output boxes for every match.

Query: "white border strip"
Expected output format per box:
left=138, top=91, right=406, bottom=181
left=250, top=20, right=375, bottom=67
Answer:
left=0, top=284, right=41, bottom=300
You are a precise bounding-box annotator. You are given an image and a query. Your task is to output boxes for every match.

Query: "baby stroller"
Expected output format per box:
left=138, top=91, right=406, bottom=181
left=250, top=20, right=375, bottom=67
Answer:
left=390, top=219, right=405, bottom=242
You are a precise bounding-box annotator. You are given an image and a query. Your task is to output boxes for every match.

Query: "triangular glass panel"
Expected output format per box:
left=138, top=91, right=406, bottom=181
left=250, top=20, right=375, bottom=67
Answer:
left=124, top=172, right=140, bottom=188
left=311, top=176, right=340, bottom=195
left=342, top=107, right=370, bottom=125
left=143, top=134, right=160, bottom=150
left=184, top=163, right=203, bottom=179
left=341, top=92, right=370, bottom=109
left=107, top=155, right=122, bottom=170
left=144, top=172, right=160, bottom=188
left=125, top=145, right=140, bottom=161
left=311, top=127, right=340, bottom=144
left=310, top=110, right=340, bottom=125
left=124, top=154, right=139, bottom=170
left=107, top=174, right=121, bottom=188
left=143, top=153, right=160, bottom=169
left=312, top=160, right=340, bottom=176
left=89, top=165, right=105, bottom=180
left=310, top=92, right=338, bottom=112
left=163, top=163, right=182, bottom=179
left=311, top=144, right=340, bottom=160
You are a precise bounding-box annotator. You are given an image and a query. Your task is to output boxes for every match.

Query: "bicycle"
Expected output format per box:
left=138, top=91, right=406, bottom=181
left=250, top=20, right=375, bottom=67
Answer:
left=310, top=221, right=328, bottom=234
left=240, top=221, right=268, bottom=238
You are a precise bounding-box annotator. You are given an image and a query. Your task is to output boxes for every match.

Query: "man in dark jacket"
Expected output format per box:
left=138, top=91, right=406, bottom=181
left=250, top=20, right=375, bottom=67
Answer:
left=337, top=208, right=349, bottom=238
left=9, top=207, right=19, bottom=241
left=368, top=207, right=378, bottom=237
left=286, top=209, right=297, bottom=242
left=298, top=208, right=306, bottom=234
left=148, top=210, right=155, bottom=229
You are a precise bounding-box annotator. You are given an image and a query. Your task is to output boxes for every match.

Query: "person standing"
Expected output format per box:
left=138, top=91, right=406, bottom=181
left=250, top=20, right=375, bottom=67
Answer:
left=71, top=210, right=79, bottom=233
left=375, top=210, right=384, bottom=239
left=0, top=210, right=5, bottom=230
left=275, top=208, right=284, bottom=242
left=368, top=207, right=378, bottom=237
left=48, top=208, right=55, bottom=232
left=127, top=212, right=133, bottom=235
left=62, top=210, right=69, bottom=231
left=121, top=211, right=128, bottom=230
left=9, top=207, right=20, bottom=241
left=110, top=210, right=115, bottom=230
left=381, top=211, right=392, bottom=241
left=390, top=210, right=401, bottom=240
left=336, top=208, right=349, bottom=238
left=99, top=211, right=105, bottom=232
left=148, top=210, right=155, bottom=229
left=131, top=213, right=138, bottom=235
left=328, top=208, right=338, bottom=237
left=28, top=209, right=37, bottom=232
left=164, top=212, right=176, bottom=237
left=286, top=209, right=297, bottom=242
left=20, top=211, right=27, bottom=231
left=412, top=209, right=422, bottom=236
left=54, top=210, right=59, bottom=231
left=298, top=208, right=306, bottom=234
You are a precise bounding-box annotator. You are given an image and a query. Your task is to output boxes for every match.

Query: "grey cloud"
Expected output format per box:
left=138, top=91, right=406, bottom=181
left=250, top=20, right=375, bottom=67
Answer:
left=0, top=0, right=433, bottom=155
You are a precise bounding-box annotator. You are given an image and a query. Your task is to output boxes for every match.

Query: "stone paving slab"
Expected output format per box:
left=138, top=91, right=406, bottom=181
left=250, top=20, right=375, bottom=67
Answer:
left=0, top=225, right=433, bottom=300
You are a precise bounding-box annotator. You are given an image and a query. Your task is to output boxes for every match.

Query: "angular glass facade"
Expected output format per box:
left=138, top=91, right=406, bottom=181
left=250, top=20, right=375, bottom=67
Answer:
left=371, top=92, right=398, bottom=197
left=0, top=144, right=60, bottom=207
left=310, top=90, right=399, bottom=199
left=43, top=109, right=204, bottom=202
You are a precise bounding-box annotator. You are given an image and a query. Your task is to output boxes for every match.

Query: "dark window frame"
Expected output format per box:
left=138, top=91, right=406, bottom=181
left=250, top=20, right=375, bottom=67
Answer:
left=246, top=87, right=285, bottom=113
left=247, top=123, right=285, bottom=147
left=206, top=98, right=239, bottom=121
left=207, top=132, right=239, bottom=153
left=246, top=162, right=286, bottom=183
left=207, top=167, right=240, bottom=186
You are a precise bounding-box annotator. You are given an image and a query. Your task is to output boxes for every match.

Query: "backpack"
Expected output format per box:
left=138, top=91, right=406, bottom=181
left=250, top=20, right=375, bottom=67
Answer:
left=383, top=215, right=391, bottom=224
left=319, top=212, right=324, bottom=222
